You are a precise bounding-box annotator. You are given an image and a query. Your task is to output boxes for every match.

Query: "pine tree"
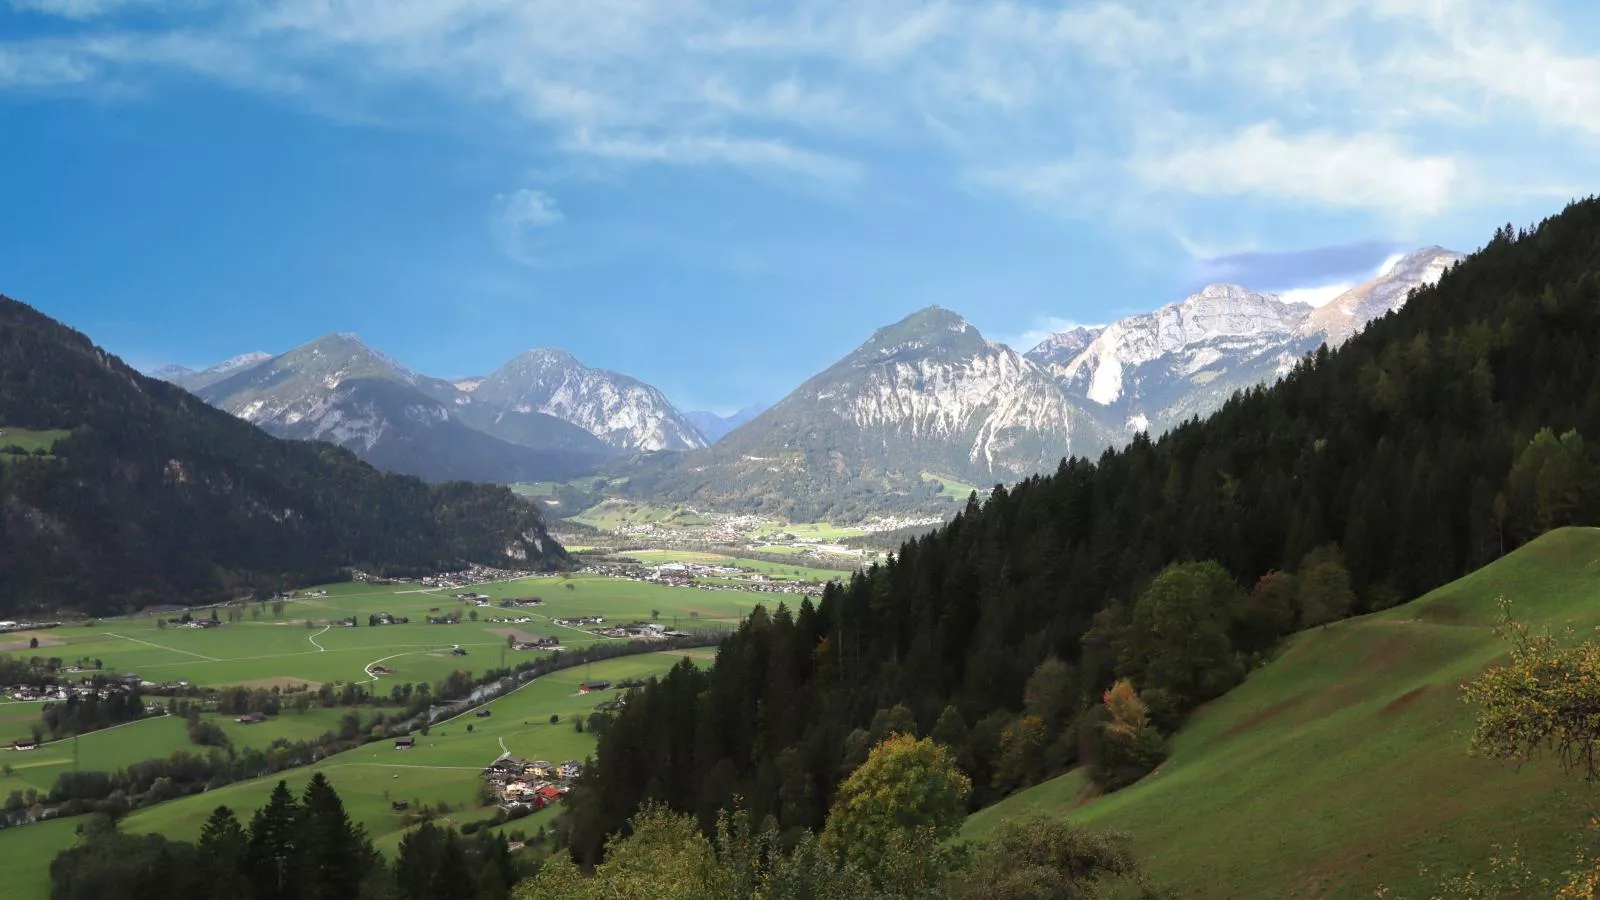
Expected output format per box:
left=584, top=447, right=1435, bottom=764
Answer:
left=197, top=805, right=250, bottom=898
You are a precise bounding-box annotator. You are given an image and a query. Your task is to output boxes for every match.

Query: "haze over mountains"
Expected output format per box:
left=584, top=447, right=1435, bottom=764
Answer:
left=162, top=245, right=1458, bottom=517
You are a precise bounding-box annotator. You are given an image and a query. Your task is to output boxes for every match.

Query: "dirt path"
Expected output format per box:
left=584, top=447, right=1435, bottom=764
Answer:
left=307, top=624, right=330, bottom=652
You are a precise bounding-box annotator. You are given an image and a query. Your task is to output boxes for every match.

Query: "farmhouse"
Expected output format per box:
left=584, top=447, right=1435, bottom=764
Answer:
left=394, top=736, right=415, bottom=749
left=12, top=739, right=38, bottom=751
left=369, top=665, right=393, bottom=675
left=475, top=709, right=492, bottom=718
left=579, top=680, right=612, bottom=693
left=234, top=712, right=266, bottom=725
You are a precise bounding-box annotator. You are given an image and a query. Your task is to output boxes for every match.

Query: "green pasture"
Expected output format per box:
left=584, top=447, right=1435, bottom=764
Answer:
left=920, top=471, right=980, bottom=500
left=0, top=650, right=708, bottom=897
left=0, top=573, right=751, bottom=693
left=0, top=428, right=70, bottom=458
left=961, top=527, right=1600, bottom=898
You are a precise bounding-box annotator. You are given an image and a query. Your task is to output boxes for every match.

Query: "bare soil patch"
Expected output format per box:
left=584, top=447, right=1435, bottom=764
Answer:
left=1378, top=685, right=1431, bottom=717
left=0, top=632, right=64, bottom=652
left=1216, top=695, right=1305, bottom=743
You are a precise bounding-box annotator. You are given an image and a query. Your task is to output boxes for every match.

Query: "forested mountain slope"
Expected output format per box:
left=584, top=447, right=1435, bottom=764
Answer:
left=567, top=200, right=1600, bottom=859
left=0, top=297, right=567, bottom=617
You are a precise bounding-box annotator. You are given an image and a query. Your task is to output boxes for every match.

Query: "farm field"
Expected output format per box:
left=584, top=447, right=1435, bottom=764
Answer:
left=0, top=650, right=709, bottom=898
left=920, top=471, right=980, bottom=500
left=960, top=527, right=1600, bottom=898
left=0, top=707, right=370, bottom=798
left=0, top=572, right=754, bottom=693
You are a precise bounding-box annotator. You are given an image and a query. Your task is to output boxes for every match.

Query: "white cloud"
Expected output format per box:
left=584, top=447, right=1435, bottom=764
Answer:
left=8, top=0, right=1600, bottom=236
left=568, top=131, right=861, bottom=183
left=1374, top=252, right=1406, bottom=277
left=1280, top=282, right=1356, bottom=307
left=1132, top=123, right=1460, bottom=220
left=493, top=189, right=565, bottom=266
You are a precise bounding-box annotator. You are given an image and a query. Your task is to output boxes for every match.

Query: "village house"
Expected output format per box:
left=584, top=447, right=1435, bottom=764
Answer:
left=558, top=760, right=583, bottom=780
left=394, top=736, right=415, bottom=750
left=526, top=760, right=554, bottom=779
left=13, top=738, right=38, bottom=751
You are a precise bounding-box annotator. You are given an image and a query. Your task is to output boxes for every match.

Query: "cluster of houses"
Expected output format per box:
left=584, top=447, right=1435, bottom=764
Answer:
left=553, top=616, right=605, bottom=627
left=7, top=678, right=145, bottom=704
left=0, top=621, right=59, bottom=634
left=482, top=757, right=584, bottom=811
left=500, top=597, right=545, bottom=608
left=354, top=563, right=536, bottom=589
left=510, top=636, right=561, bottom=652
left=580, top=561, right=833, bottom=599
left=591, top=622, right=690, bottom=640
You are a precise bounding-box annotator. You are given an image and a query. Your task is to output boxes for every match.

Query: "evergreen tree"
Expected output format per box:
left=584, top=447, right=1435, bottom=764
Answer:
left=298, top=771, right=376, bottom=900
left=245, top=781, right=301, bottom=900
left=196, top=806, right=251, bottom=899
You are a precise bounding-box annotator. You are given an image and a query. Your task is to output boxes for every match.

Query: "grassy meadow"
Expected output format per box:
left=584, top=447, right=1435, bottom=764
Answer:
left=0, top=428, right=70, bottom=453
left=961, top=527, right=1600, bottom=898
left=13, top=571, right=755, bottom=692
left=0, top=649, right=710, bottom=898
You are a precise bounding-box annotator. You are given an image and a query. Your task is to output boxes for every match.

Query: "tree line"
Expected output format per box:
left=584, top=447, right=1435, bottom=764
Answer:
left=565, top=200, right=1600, bottom=858
left=49, top=773, right=527, bottom=900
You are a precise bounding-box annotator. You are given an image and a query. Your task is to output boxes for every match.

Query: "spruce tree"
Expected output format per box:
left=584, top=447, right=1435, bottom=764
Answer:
left=245, top=780, right=301, bottom=900
left=299, top=771, right=374, bottom=900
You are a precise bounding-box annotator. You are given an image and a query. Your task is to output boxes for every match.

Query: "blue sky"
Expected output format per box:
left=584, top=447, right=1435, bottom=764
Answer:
left=4, top=0, right=1599, bottom=413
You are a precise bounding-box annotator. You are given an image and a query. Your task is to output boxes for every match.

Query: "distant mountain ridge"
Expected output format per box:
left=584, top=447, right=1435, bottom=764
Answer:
left=621, top=307, right=1116, bottom=521
left=166, top=336, right=707, bottom=484
left=685, top=405, right=769, bottom=444
left=1027, top=246, right=1463, bottom=437
left=458, top=349, right=706, bottom=453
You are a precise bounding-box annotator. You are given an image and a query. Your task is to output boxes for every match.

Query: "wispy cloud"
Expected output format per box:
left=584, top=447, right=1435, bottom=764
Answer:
left=493, top=188, right=565, bottom=266
left=6, top=0, right=1600, bottom=242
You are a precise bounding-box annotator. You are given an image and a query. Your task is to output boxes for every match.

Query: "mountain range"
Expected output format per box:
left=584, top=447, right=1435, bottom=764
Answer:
left=160, top=245, right=1458, bottom=519
left=163, top=337, right=708, bottom=485
left=1026, top=246, right=1463, bottom=438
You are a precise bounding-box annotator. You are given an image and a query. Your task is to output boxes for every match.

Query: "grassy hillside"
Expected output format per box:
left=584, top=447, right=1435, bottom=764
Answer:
left=962, top=528, right=1600, bottom=898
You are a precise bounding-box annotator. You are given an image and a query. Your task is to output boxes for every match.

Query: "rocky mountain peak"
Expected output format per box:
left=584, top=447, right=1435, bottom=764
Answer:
left=1300, top=246, right=1463, bottom=345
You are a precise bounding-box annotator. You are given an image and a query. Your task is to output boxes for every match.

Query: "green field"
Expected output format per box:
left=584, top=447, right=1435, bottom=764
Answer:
left=1, top=572, right=754, bottom=693
left=921, top=471, right=980, bottom=500
left=961, top=527, right=1600, bottom=898
left=0, top=428, right=70, bottom=459
left=0, top=650, right=710, bottom=898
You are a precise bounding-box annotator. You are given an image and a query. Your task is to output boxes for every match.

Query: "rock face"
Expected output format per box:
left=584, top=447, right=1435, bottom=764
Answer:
left=459, top=349, right=707, bottom=453
left=1298, top=247, right=1463, bottom=345
left=620, top=307, right=1117, bottom=521
left=1028, top=246, right=1463, bottom=437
